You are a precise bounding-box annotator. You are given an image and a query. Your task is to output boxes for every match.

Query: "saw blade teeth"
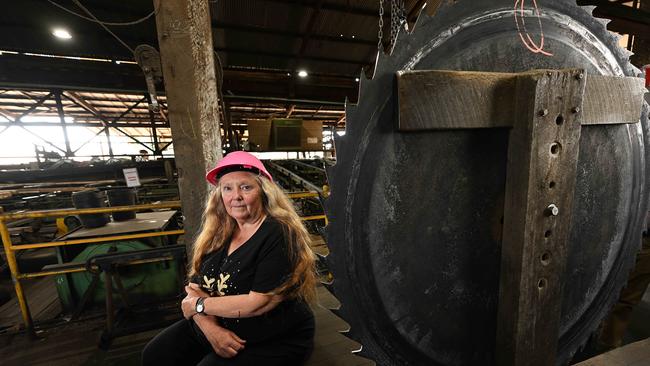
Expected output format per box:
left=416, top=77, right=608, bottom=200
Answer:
left=623, top=49, right=634, bottom=59
left=580, top=5, right=597, bottom=14
left=352, top=347, right=375, bottom=361
left=329, top=306, right=345, bottom=319
left=321, top=195, right=332, bottom=217
left=321, top=280, right=336, bottom=296
left=332, top=133, right=345, bottom=152
left=388, top=24, right=411, bottom=56
left=341, top=328, right=364, bottom=344
left=350, top=344, right=365, bottom=354
left=596, top=17, right=611, bottom=27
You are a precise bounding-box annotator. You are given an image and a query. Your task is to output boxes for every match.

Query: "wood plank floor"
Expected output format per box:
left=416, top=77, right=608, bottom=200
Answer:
left=574, top=338, right=650, bottom=366
left=0, top=285, right=373, bottom=366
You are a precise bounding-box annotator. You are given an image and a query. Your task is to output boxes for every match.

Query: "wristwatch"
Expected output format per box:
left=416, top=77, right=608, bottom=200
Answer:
left=195, top=297, right=207, bottom=315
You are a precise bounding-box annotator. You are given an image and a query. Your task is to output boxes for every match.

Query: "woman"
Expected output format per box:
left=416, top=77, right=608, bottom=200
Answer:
left=143, top=151, right=317, bottom=366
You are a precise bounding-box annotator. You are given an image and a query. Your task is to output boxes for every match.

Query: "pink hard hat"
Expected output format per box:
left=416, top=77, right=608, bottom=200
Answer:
left=206, top=151, right=273, bottom=185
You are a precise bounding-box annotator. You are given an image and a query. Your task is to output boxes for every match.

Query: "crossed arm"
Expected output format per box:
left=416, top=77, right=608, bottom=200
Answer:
left=182, top=283, right=284, bottom=319
left=182, top=284, right=282, bottom=358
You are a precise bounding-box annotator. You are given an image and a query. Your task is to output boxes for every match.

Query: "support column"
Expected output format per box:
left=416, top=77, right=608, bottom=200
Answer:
left=104, top=127, right=114, bottom=158
left=54, top=90, right=74, bottom=158
left=154, top=0, right=222, bottom=244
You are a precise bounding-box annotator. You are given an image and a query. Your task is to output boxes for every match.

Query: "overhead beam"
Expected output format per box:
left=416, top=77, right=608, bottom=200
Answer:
left=214, top=46, right=369, bottom=65
left=64, top=91, right=109, bottom=127
left=259, top=0, right=378, bottom=17
left=213, top=22, right=375, bottom=46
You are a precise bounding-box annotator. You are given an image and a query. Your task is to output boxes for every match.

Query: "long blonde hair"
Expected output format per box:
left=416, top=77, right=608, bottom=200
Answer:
left=189, top=173, right=317, bottom=302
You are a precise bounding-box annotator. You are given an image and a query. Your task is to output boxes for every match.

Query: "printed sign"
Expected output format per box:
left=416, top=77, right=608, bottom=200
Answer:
left=123, top=168, right=141, bottom=187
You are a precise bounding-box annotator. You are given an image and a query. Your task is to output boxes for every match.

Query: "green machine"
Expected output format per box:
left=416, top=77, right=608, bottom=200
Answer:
left=54, top=211, right=183, bottom=313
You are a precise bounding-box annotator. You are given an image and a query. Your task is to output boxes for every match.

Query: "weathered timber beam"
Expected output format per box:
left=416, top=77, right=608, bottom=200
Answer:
left=396, top=70, right=646, bottom=130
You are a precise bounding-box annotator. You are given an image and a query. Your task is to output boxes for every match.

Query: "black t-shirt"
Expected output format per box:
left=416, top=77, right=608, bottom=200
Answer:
left=192, top=217, right=314, bottom=344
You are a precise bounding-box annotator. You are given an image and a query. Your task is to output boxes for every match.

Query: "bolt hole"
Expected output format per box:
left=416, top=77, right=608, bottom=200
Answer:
left=541, top=252, right=551, bottom=265
left=544, top=230, right=552, bottom=238
left=538, top=278, right=547, bottom=289
left=549, top=181, right=556, bottom=189
left=556, top=115, right=564, bottom=125
left=550, top=143, right=561, bottom=155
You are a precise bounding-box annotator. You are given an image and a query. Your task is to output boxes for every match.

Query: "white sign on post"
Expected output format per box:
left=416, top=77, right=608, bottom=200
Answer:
left=123, top=168, right=141, bottom=187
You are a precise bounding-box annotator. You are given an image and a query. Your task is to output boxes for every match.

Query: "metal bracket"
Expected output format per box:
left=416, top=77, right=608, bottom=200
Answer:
left=134, top=45, right=163, bottom=113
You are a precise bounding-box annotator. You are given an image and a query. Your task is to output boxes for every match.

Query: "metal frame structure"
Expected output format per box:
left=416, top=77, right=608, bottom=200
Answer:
left=0, top=86, right=346, bottom=161
left=0, top=88, right=172, bottom=160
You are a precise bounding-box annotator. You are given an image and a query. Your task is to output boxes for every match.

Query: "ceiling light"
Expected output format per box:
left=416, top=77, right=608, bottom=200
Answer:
left=286, top=72, right=291, bottom=76
left=355, top=77, right=360, bottom=82
left=52, top=28, right=72, bottom=40
left=298, top=70, right=308, bottom=78
left=352, top=35, right=356, bottom=39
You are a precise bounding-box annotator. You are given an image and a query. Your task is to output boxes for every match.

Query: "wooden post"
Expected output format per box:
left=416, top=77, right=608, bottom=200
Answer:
left=496, top=70, right=585, bottom=366
left=154, top=0, right=222, bottom=244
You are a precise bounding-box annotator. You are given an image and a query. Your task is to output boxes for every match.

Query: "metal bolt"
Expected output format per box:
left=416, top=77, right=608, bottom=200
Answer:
left=576, top=73, right=584, bottom=80
left=539, top=109, right=549, bottom=117
left=546, top=204, right=559, bottom=216
left=572, top=107, right=580, bottom=114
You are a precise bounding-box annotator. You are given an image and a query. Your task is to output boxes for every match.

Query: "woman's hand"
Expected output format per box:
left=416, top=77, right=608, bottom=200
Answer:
left=193, top=315, right=246, bottom=358
left=181, top=294, right=198, bottom=319
left=181, top=283, right=210, bottom=319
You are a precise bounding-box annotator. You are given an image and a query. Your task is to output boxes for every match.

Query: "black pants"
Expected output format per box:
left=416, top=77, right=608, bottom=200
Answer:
left=142, top=319, right=314, bottom=366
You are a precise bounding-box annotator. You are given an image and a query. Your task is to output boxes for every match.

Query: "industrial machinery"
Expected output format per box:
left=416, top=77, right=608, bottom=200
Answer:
left=324, top=1, right=649, bottom=365
left=53, top=211, right=182, bottom=313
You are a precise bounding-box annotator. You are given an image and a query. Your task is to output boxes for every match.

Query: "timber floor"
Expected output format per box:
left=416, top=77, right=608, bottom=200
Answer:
left=0, top=284, right=373, bottom=366
left=575, top=338, right=650, bottom=366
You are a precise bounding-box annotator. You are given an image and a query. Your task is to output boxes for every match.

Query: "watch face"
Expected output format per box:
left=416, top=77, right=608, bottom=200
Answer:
left=196, top=299, right=204, bottom=313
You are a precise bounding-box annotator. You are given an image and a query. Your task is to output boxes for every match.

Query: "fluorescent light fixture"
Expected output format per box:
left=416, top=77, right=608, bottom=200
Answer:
left=298, top=70, right=308, bottom=78
left=115, top=60, right=121, bottom=64
left=52, top=28, right=72, bottom=40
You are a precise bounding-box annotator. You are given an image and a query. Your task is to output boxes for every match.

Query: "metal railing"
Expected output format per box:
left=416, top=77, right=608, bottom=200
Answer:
left=0, top=201, right=184, bottom=335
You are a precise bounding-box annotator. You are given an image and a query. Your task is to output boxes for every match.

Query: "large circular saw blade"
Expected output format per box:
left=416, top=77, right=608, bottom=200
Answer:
left=324, top=1, right=649, bottom=365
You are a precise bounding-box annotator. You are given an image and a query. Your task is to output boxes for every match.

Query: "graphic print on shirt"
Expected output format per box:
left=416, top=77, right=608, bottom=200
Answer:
left=217, top=273, right=231, bottom=296
left=201, top=272, right=232, bottom=296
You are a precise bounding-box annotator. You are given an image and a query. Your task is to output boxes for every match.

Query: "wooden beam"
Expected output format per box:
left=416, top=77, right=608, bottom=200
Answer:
left=396, top=70, right=646, bottom=130
left=155, top=0, right=222, bottom=242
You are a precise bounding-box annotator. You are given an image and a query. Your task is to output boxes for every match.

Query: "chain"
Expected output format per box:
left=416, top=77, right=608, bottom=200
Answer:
left=389, top=0, right=406, bottom=51
left=378, top=0, right=384, bottom=52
